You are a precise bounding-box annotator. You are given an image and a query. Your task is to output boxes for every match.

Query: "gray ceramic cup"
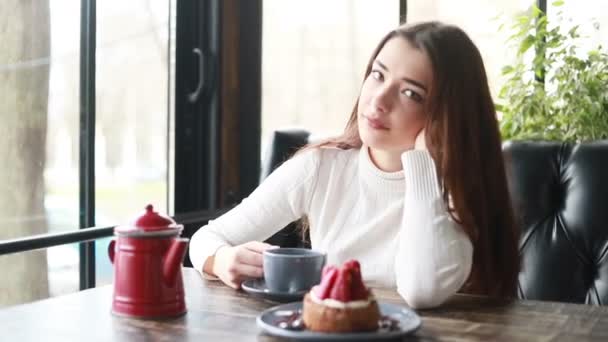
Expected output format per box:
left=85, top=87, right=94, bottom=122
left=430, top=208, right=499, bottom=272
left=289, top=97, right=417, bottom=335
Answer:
left=263, top=248, right=326, bottom=293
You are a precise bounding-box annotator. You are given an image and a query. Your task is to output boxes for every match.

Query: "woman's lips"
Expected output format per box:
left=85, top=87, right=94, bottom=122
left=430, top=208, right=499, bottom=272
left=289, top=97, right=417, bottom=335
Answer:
left=364, top=116, right=389, bottom=130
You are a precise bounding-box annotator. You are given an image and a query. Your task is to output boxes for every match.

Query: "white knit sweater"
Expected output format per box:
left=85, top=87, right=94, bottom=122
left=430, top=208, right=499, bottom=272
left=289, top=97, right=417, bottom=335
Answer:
left=189, top=146, right=473, bottom=309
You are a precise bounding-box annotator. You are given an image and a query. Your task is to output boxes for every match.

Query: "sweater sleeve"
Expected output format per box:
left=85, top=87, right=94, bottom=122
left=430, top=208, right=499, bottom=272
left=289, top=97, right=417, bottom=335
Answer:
left=394, top=150, right=473, bottom=309
left=188, top=149, right=320, bottom=276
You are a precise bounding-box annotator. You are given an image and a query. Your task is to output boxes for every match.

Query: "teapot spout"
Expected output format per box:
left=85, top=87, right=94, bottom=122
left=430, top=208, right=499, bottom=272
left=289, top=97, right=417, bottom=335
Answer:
left=163, top=238, right=189, bottom=287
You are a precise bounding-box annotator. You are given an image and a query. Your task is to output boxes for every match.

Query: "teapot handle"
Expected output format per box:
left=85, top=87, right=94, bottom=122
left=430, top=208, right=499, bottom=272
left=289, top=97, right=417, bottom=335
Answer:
left=108, top=239, right=116, bottom=264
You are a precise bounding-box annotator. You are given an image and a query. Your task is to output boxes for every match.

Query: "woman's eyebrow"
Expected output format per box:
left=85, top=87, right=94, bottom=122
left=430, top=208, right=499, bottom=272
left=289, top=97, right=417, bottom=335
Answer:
left=374, top=60, right=428, bottom=92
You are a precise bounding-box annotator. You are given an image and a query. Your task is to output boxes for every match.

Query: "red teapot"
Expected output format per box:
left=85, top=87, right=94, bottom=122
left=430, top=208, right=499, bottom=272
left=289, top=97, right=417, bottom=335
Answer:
left=108, top=204, right=189, bottom=319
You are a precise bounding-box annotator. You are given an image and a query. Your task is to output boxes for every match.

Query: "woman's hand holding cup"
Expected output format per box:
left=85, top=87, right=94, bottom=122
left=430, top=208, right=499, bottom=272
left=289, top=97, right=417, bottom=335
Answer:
left=211, top=241, right=277, bottom=289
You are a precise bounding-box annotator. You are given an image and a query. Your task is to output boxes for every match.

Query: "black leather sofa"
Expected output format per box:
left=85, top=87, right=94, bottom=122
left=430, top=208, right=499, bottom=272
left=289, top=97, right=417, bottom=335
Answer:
left=504, top=141, right=608, bottom=305
left=261, top=129, right=608, bottom=305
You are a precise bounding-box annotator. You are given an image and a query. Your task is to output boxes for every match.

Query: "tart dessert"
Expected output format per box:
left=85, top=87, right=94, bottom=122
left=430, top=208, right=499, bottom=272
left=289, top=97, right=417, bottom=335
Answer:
left=302, top=259, right=381, bottom=333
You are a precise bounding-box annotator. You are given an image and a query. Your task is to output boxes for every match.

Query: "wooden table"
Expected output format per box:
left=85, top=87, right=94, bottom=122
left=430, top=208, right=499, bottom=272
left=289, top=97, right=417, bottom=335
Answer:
left=1, top=268, right=607, bottom=341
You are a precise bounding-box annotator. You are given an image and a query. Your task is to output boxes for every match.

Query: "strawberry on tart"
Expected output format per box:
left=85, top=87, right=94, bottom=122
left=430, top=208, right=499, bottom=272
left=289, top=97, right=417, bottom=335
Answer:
left=302, top=259, right=381, bottom=333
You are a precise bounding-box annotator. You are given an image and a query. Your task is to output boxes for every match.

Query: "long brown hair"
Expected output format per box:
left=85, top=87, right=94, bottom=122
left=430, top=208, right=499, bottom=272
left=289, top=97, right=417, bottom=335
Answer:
left=303, top=22, right=520, bottom=298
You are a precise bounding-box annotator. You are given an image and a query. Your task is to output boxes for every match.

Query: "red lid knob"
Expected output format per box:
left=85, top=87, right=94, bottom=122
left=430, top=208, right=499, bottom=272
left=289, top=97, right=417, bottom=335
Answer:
left=133, top=204, right=176, bottom=231
left=114, top=204, right=182, bottom=236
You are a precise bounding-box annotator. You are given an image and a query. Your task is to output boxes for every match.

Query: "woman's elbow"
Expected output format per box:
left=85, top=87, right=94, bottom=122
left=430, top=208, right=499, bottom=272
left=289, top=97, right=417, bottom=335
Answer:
left=396, top=261, right=471, bottom=309
left=397, top=282, right=450, bottom=309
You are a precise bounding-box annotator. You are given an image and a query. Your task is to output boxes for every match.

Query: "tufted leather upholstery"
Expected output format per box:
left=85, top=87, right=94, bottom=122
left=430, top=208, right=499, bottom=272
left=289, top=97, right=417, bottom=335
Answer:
left=262, top=129, right=608, bottom=305
left=503, top=140, right=608, bottom=305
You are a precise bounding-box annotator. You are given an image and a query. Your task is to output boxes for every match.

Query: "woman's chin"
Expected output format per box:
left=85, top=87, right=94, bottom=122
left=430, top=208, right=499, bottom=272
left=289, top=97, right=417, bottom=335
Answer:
left=361, top=135, right=415, bottom=154
left=360, top=134, right=392, bottom=151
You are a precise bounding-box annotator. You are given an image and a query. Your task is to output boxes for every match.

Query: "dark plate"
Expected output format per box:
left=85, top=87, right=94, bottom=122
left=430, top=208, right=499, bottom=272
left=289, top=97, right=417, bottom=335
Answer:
left=256, top=301, right=422, bottom=341
left=241, top=279, right=307, bottom=303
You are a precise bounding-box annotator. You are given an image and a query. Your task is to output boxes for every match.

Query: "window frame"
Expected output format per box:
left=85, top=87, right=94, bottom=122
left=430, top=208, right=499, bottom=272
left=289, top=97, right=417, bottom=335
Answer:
left=0, top=0, right=263, bottom=288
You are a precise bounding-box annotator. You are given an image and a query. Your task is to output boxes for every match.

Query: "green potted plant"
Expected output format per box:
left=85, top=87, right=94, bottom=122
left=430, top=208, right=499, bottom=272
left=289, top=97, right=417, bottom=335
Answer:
left=496, top=0, right=608, bottom=142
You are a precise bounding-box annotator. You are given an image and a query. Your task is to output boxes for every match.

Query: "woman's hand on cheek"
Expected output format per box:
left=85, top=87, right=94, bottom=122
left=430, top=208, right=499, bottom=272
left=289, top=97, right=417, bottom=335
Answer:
left=414, top=129, right=427, bottom=150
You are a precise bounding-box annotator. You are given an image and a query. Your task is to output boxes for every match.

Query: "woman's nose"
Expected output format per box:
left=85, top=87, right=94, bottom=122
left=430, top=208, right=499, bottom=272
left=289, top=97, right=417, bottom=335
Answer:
left=371, top=86, right=391, bottom=113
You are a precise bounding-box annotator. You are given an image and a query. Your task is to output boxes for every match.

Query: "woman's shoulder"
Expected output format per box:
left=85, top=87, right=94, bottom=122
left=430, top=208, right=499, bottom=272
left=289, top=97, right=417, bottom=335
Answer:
left=296, top=146, right=359, bottom=160
left=298, top=145, right=359, bottom=166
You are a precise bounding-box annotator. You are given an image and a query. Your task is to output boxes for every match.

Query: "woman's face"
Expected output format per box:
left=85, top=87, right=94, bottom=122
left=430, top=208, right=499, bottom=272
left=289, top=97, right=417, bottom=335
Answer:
left=357, top=37, right=433, bottom=153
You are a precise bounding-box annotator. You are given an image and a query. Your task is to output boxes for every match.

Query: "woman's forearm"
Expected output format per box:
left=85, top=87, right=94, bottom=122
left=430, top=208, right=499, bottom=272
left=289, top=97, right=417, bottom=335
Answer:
left=188, top=149, right=321, bottom=278
left=394, top=150, right=473, bottom=309
left=190, top=227, right=229, bottom=278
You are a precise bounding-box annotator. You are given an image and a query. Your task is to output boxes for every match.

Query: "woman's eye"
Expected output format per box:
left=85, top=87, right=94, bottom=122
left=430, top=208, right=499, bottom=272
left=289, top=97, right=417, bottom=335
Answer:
left=370, top=70, right=383, bottom=81
left=402, top=89, right=423, bottom=103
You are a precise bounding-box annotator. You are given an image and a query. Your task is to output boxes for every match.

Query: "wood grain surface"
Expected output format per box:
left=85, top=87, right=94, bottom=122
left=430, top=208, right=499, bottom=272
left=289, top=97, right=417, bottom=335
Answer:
left=0, top=268, right=606, bottom=341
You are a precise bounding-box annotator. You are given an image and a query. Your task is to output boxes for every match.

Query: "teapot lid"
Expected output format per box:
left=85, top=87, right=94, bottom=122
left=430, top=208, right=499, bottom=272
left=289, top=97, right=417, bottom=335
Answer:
left=115, top=204, right=182, bottom=236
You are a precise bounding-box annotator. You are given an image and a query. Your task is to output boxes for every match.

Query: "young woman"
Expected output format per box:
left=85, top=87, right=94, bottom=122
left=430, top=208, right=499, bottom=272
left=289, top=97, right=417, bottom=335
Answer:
left=189, top=21, right=520, bottom=309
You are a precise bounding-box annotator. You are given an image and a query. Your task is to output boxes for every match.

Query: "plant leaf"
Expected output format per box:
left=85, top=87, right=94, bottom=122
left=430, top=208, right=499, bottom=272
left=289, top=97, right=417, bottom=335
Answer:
left=497, top=0, right=608, bottom=142
left=501, top=65, right=515, bottom=75
left=519, top=34, right=536, bottom=54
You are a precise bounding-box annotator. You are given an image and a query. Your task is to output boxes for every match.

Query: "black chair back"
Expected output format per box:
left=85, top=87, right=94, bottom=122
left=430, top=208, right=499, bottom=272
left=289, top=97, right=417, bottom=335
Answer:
left=504, top=140, right=608, bottom=305
left=261, top=129, right=311, bottom=248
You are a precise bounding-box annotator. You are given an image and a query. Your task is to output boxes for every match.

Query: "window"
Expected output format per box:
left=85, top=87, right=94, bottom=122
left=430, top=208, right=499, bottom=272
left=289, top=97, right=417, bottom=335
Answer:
left=407, top=0, right=536, bottom=98
left=95, top=0, right=171, bottom=286
left=261, top=0, right=400, bottom=145
left=548, top=0, right=608, bottom=51
left=0, top=0, right=174, bottom=307
left=0, top=0, right=80, bottom=307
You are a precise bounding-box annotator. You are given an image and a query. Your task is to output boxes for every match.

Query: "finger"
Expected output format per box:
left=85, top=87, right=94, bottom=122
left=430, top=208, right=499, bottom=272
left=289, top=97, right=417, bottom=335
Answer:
left=243, top=241, right=278, bottom=253
left=235, top=263, right=264, bottom=279
left=225, top=279, right=241, bottom=289
left=415, top=130, right=426, bottom=150
left=235, top=248, right=264, bottom=266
